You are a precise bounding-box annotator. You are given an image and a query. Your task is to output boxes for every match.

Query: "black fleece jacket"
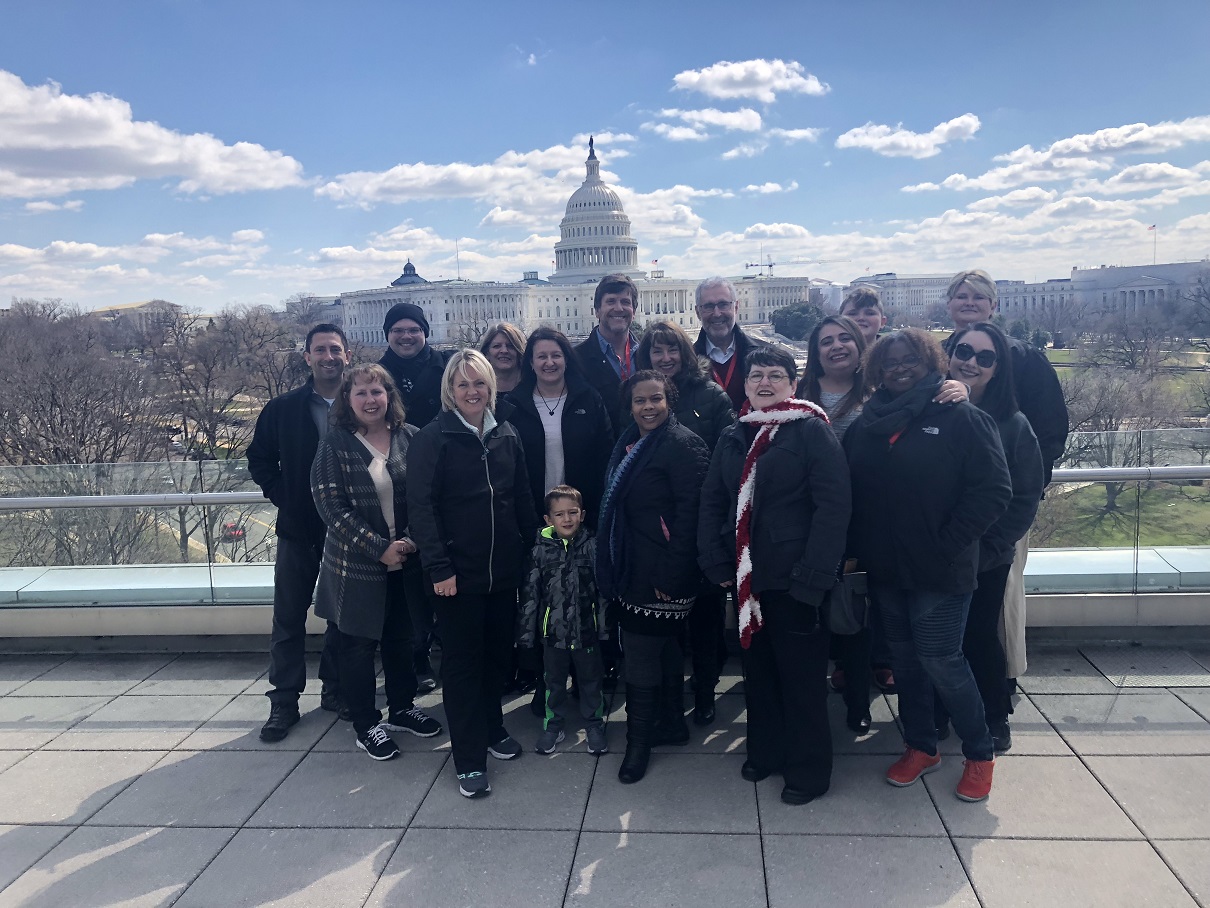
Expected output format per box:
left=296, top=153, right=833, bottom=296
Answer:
left=405, top=402, right=540, bottom=594
left=379, top=344, right=451, bottom=429
left=503, top=373, right=615, bottom=527
left=844, top=395, right=1012, bottom=594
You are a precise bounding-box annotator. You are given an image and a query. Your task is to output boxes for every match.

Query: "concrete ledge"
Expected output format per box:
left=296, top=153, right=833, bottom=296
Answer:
left=1028, top=593, right=1210, bottom=627
left=0, top=605, right=327, bottom=638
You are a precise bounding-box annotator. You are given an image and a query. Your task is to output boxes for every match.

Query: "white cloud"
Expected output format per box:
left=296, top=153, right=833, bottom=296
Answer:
left=768, top=127, right=824, bottom=143
left=722, top=142, right=767, bottom=160
left=643, top=123, right=710, bottom=142
left=657, top=107, right=762, bottom=132
left=1073, top=161, right=1210, bottom=195
left=24, top=199, right=84, bottom=213
left=0, top=70, right=306, bottom=198
left=527, top=53, right=537, bottom=66
left=836, top=114, right=981, bottom=159
left=903, top=115, right=1210, bottom=193
left=672, top=59, right=830, bottom=103
left=966, top=187, right=1059, bottom=211
left=745, top=181, right=799, bottom=194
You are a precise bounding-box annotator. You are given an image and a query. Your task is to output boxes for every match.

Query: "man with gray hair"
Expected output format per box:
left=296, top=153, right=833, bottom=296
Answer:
left=692, top=276, right=767, bottom=410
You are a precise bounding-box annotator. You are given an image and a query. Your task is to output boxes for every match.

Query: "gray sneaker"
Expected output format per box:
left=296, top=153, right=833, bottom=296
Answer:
left=457, top=771, right=491, bottom=799
left=535, top=726, right=565, bottom=754
left=586, top=723, right=608, bottom=755
left=488, top=734, right=522, bottom=760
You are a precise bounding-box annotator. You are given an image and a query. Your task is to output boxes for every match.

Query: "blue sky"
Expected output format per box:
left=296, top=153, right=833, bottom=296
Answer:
left=2, top=0, right=1210, bottom=310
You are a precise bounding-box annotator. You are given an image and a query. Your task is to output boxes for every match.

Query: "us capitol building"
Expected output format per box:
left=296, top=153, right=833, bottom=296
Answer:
left=340, top=139, right=814, bottom=346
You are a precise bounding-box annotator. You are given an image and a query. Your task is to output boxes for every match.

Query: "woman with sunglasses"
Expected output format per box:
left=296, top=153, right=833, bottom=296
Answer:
left=844, top=328, right=1011, bottom=803
left=945, top=322, right=1043, bottom=752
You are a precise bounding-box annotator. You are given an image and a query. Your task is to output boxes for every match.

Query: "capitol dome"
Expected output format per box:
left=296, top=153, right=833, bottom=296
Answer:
left=549, top=137, right=645, bottom=285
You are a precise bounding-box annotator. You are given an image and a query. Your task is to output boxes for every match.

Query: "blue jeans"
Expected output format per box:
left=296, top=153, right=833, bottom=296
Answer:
left=873, top=585, right=994, bottom=762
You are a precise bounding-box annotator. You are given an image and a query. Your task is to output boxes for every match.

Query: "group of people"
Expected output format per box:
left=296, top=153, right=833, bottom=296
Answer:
left=247, top=267, right=1067, bottom=805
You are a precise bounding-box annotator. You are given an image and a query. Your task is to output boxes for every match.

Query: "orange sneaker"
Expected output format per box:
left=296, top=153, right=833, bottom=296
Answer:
left=956, top=759, right=994, bottom=802
left=885, top=747, right=941, bottom=787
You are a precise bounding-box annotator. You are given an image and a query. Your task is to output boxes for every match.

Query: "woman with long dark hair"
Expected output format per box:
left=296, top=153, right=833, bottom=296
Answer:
left=635, top=320, right=734, bottom=725
left=944, top=322, right=1043, bottom=752
left=598, top=369, right=710, bottom=784
left=845, top=328, right=1011, bottom=803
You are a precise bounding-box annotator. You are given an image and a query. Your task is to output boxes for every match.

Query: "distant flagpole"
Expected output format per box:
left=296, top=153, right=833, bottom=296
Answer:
left=1148, top=224, right=1157, bottom=265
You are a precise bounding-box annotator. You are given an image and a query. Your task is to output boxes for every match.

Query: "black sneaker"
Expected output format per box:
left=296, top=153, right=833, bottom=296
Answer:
left=488, top=734, right=522, bottom=760
left=320, top=689, right=344, bottom=713
left=991, top=719, right=1013, bottom=753
left=382, top=706, right=442, bottom=738
left=259, top=703, right=300, bottom=743
left=458, top=771, right=491, bottom=798
left=356, top=724, right=400, bottom=761
left=416, top=674, right=438, bottom=693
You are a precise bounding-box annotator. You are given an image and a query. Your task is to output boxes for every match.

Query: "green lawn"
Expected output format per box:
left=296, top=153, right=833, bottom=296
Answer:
left=1038, top=482, right=1210, bottom=547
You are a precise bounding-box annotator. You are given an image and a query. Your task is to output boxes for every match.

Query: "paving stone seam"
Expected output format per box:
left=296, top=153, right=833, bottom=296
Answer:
left=1022, top=688, right=1204, bottom=906
left=1, top=654, right=73, bottom=695
left=558, top=739, right=605, bottom=908
left=163, top=826, right=242, bottom=908
left=0, top=822, right=80, bottom=900
left=1172, top=689, right=1210, bottom=723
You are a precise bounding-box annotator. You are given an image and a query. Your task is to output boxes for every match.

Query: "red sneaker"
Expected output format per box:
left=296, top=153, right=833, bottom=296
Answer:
left=829, top=667, right=846, bottom=692
left=885, top=747, right=941, bottom=787
left=956, top=759, right=994, bottom=802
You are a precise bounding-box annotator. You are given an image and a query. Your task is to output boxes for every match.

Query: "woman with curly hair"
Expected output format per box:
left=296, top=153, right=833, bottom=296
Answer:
left=844, top=328, right=1011, bottom=803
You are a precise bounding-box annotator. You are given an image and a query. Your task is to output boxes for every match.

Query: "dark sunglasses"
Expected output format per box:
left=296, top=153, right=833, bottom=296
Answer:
left=953, top=343, right=997, bottom=368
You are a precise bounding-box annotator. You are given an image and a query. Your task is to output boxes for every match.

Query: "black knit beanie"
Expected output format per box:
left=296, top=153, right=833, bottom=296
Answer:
left=383, top=302, right=431, bottom=339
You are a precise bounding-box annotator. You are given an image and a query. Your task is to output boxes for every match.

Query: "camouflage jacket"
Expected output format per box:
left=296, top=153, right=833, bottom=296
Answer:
left=517, top=527, right=608, bottom=650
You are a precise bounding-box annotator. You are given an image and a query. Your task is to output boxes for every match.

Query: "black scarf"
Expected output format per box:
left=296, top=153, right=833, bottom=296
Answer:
left=859, top=372, right=944, bottom=437
left=380, top=345, right=433, bottom=395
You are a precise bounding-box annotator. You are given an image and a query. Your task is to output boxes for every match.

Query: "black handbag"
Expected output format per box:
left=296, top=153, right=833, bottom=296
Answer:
left=826, top=571, right=869, bottom=636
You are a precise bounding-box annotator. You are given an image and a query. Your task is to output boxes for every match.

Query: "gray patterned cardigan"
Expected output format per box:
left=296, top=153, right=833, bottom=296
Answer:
left=311, top=423, right=418, bottom=640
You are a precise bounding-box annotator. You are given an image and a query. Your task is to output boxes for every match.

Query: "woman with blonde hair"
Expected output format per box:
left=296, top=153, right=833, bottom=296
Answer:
left=407, top=350, right=539, bottom=798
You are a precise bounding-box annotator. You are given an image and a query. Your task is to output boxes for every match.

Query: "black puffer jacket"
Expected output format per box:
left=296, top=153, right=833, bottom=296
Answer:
left=601, top=418, right=710, bottom=632
left=844, top=389, right=1012, bottom=594
left=379, top=345, right=451, bottom=429
left=504, top=373, right=615, bottom=526
left=673, top=372, right=735, bottom=452
left=517, top=527, right=607, bottom=650
left=405, top=403, right=540, bottom=593
left=698, top=413, right=850, bottom=606
left=247, top=380, right=326, bottom=548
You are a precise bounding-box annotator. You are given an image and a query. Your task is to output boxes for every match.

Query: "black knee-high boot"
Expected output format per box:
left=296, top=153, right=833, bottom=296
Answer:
left=653, top=666, right=690, bottom=746
left=618, top=685, right=658, bottom=783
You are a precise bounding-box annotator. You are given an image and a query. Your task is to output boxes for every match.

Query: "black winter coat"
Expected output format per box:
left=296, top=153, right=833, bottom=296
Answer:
left=945, top=333, right=1068, bottom=484
left=672, top=372, right=735, bottom=452
left=405, top=405, right=540, bottom=594
left=247, top=380, right=327, bottom=548
left=379, top=344, right=452, bottom=429
left=517, top=528, right=607, bottom=650
left=504, top=373, right=615, bottom=526
left=844, top=395, right=1012, bottom=594
left=603, top=418, right=710, bottom=633
left=573, top=327, right=640, bottom=435
left=980, top=411, right=1044, bottom=572
left=698, top=414, right=851, bottom=606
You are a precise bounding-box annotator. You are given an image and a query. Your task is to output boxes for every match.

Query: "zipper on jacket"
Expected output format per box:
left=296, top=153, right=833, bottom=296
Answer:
left=482, top=435, right=496, bottom=590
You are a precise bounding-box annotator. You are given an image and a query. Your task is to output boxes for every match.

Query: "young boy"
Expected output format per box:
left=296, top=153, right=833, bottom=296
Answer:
left=518, top=485, right=609, bottom=755
left=839, top=286, right=887, bottom=349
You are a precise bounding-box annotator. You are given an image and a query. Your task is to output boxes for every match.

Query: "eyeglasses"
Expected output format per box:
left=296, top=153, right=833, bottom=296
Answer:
left=698, top=300, right=734, bottom=313
left=882, top=354, right=921, bottom=372
left=746, top=370, right=790, bottom=385
left=953, top=343, right=997, bottom=368
left=390, top=327, right=424, bottom=337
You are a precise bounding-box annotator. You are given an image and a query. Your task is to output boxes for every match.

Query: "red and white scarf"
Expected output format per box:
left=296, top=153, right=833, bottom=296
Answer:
left=736, top=397, right=829, bottom=648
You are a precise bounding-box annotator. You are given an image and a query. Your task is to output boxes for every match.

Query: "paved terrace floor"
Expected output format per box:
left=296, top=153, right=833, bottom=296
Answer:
left=1, top=645, right=1210, bottom=907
